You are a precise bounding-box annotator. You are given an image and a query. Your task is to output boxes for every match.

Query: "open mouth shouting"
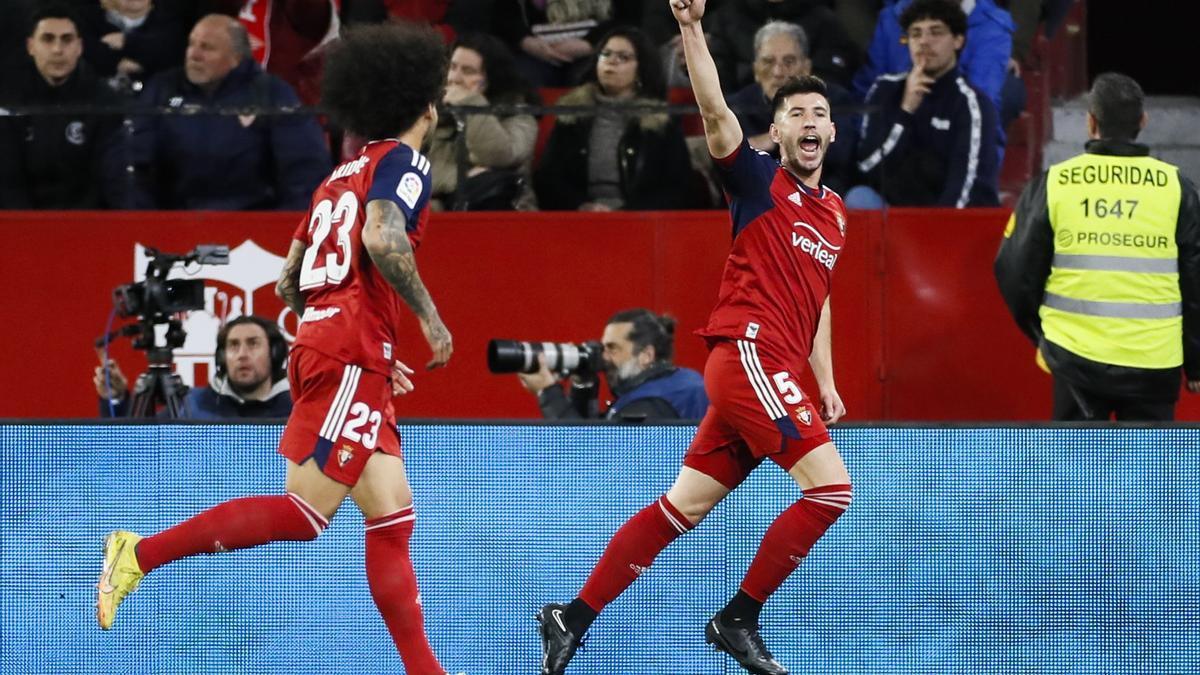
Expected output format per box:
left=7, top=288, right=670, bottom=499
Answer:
left=798, top=134, right=822, bottom=159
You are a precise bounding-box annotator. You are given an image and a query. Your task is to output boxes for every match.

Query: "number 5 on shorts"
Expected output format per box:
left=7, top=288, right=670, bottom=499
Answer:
left=772, top=372, right=804, bottom=404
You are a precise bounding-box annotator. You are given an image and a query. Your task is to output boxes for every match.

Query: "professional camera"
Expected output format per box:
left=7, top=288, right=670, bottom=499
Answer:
left=488, top=339, right=603, bottom=377
left=113, top=245, right=230, bottom=326
left=97, top=245, right=230, bottom=418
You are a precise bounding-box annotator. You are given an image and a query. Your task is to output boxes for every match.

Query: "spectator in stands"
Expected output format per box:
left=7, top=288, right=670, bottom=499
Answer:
left=491, top=0, right=643, bottom=87
left=534, top=25, right=701, bottom=211
left=107, top=14, right=331, bottom=210
left=428, top=32, right=540, bottom=211
left=79, top=0, right=185, bottom=92
left=207, top=0, right=340, bottom=106
left=851, top=0, right=1017, bottom=130
left=517, top=308, right=709, bottom=420
left=94, top=315, right=293, bottom=419
left=726, top=20, right=860, bottom=194
left=705, top=0, right=862, bottom=92
left=853, top=0, right=999, bottom=207
left=0, top=3, right=125, bottom=209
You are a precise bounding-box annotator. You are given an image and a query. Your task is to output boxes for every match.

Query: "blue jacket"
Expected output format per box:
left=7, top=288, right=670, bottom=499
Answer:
left=100, top=377, right=293, bottom=420
left=608, top=367, right=709, bottom=420
left=110, top=59, right=330, bottom=209
left=856, top=65, right=999, bottom=207
left=851, top=0, right=1014, bottom=114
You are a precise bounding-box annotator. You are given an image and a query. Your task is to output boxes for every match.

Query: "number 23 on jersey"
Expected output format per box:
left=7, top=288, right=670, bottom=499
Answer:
left=299, top=192, right=361, bottom=290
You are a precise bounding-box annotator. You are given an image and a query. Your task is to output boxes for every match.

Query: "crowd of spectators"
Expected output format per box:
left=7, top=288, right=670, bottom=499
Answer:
left=1, top=0, right=1071, bottom=212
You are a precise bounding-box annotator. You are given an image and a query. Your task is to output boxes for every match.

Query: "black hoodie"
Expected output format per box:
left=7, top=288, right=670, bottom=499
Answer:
left=0, top=60, right=124, bottom=209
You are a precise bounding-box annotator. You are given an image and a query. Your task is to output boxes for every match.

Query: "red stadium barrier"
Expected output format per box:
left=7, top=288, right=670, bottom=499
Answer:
left=4, top=208, right=1198, bottom=420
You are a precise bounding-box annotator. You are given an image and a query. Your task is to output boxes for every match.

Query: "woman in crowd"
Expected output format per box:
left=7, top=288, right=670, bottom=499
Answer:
left=428, top=32, right=541, bottom=211
left=534, top=25, right=701, bottom=211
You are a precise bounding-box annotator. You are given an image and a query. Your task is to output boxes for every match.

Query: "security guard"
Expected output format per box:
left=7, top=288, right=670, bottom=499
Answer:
left=995, top=72, right=1200, bottom=420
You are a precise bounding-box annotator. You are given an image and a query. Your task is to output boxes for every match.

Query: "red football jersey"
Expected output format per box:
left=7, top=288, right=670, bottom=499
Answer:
left=291, top=139, right=432, bottom=374
left=699, top=139, right=848, bottom=368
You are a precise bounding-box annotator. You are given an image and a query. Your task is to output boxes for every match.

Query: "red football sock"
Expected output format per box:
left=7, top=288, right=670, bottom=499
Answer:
left=365, top=508, right=443, bottom=675
left=136, top=492, right=328, bottom=574
left=578, top=496, right=693, bottom=612
left=740, top=483, right=852, bottom=601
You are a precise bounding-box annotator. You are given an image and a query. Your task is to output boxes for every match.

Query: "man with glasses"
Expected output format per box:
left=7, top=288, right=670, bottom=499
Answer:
left=853, top=0, right=999, bottom=208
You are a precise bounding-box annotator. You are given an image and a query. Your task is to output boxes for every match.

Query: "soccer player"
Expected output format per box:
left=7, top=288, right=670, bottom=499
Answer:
left=536, top=1, right=853, bottom=674
left=95, top=24, right=458, bottom=675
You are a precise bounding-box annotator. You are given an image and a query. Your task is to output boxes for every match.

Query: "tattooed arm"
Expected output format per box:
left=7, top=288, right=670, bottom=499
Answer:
left=275, top=239, right=307, bottom=317
left=362, top=199, right=453, bottom=369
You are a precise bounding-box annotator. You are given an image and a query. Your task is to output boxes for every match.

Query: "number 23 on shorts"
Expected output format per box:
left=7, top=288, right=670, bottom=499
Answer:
left=340, top=401, right=383, bottom=450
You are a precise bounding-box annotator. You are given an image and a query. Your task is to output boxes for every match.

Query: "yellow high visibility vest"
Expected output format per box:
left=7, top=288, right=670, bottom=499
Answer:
left=1042, top=151, right=1183, bottom=368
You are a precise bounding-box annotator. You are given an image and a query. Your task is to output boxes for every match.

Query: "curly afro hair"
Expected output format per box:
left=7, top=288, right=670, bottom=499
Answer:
left=322, top=22, right=447, bottom=140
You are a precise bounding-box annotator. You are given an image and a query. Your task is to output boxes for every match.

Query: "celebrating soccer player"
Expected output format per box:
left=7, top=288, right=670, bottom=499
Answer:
left=537, top=1, right=854, bottom=674
left=96, top=23, right=459, bottom=675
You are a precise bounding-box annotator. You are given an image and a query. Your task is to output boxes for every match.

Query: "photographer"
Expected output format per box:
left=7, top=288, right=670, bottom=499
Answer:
left=94, top=315, right=292, bottom=419
left=518, top=308, right=708, bottom=421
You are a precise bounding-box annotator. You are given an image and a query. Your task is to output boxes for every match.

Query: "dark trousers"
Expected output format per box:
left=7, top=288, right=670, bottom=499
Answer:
left=1052, top=376, right=1176, bottom=421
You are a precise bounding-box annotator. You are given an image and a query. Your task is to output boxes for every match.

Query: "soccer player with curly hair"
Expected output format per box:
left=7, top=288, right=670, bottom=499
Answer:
left=97, top=23, right=458, bottom=674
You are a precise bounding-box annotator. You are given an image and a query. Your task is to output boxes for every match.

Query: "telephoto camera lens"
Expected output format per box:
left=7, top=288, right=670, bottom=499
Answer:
left=487, top=340, right=602, bottom=376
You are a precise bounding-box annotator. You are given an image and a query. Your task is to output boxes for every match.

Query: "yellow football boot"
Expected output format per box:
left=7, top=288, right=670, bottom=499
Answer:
left=96, top=530, right=144, bottom=630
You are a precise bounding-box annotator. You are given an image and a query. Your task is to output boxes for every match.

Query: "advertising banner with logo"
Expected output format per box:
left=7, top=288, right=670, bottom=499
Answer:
left=3, top=209, right=1198, bottom=420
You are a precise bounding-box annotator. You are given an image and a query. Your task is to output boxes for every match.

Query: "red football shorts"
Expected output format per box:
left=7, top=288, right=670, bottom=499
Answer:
left=684, top=339, right=831, bottom=490
left=278, top=346, right=401, bottom=486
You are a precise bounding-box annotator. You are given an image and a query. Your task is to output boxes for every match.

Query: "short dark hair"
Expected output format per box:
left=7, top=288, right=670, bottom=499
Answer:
left=585, top=25, right=667, bottom=99
left=451, top=32, right=540, bottom=105
left=322, top=22, right=447, bottom=140
left=770, top=74, right=830, bottom=117
left=1089, top=72, right=1145, bottom=141
left=28, top=2, right=80, bottom=37
left=215, top=315, right=288, bottom=382
left=608, top=308, right=676, bottom=363
left=900, top=0, right=968, bottom=37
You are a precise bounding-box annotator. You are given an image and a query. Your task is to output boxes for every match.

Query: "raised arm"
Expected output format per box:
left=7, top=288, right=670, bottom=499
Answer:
left=670, top=0, right=743, bottom=159
left=361, top=199, right=453, bottom=369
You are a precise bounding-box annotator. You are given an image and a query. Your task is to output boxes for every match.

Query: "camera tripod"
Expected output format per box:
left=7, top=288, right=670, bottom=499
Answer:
left=128, top=347, right=190, bottom=418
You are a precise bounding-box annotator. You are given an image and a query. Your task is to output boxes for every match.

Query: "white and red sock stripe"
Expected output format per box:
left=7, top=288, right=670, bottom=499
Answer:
left=802, top=484, right=853, bottom=511
left=287, top=491, right=330, bottom=537
left=657, top=496, right=693, bottom=535
left=365, top=506, right=416, bottom=532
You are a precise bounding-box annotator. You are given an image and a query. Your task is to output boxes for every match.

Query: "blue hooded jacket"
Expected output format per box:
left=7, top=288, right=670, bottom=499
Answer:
left=851, top=0, right=1014, bottom=114
left=609, top=367, right=709, bottom=420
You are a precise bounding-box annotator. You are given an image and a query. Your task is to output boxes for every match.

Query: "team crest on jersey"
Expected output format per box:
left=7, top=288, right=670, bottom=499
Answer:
left=788, top=192, right=803, bottom=207
left=338, top=444, right=354, bottom=467
left=836, top=212, right=846, bottom=235
left=65, top=121, right=85, bottom=145
left=795, top=406, right=812, bottom=426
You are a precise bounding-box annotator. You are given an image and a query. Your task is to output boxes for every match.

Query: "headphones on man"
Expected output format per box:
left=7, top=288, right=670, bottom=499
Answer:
left=214, top=315, right=289, bottom=383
